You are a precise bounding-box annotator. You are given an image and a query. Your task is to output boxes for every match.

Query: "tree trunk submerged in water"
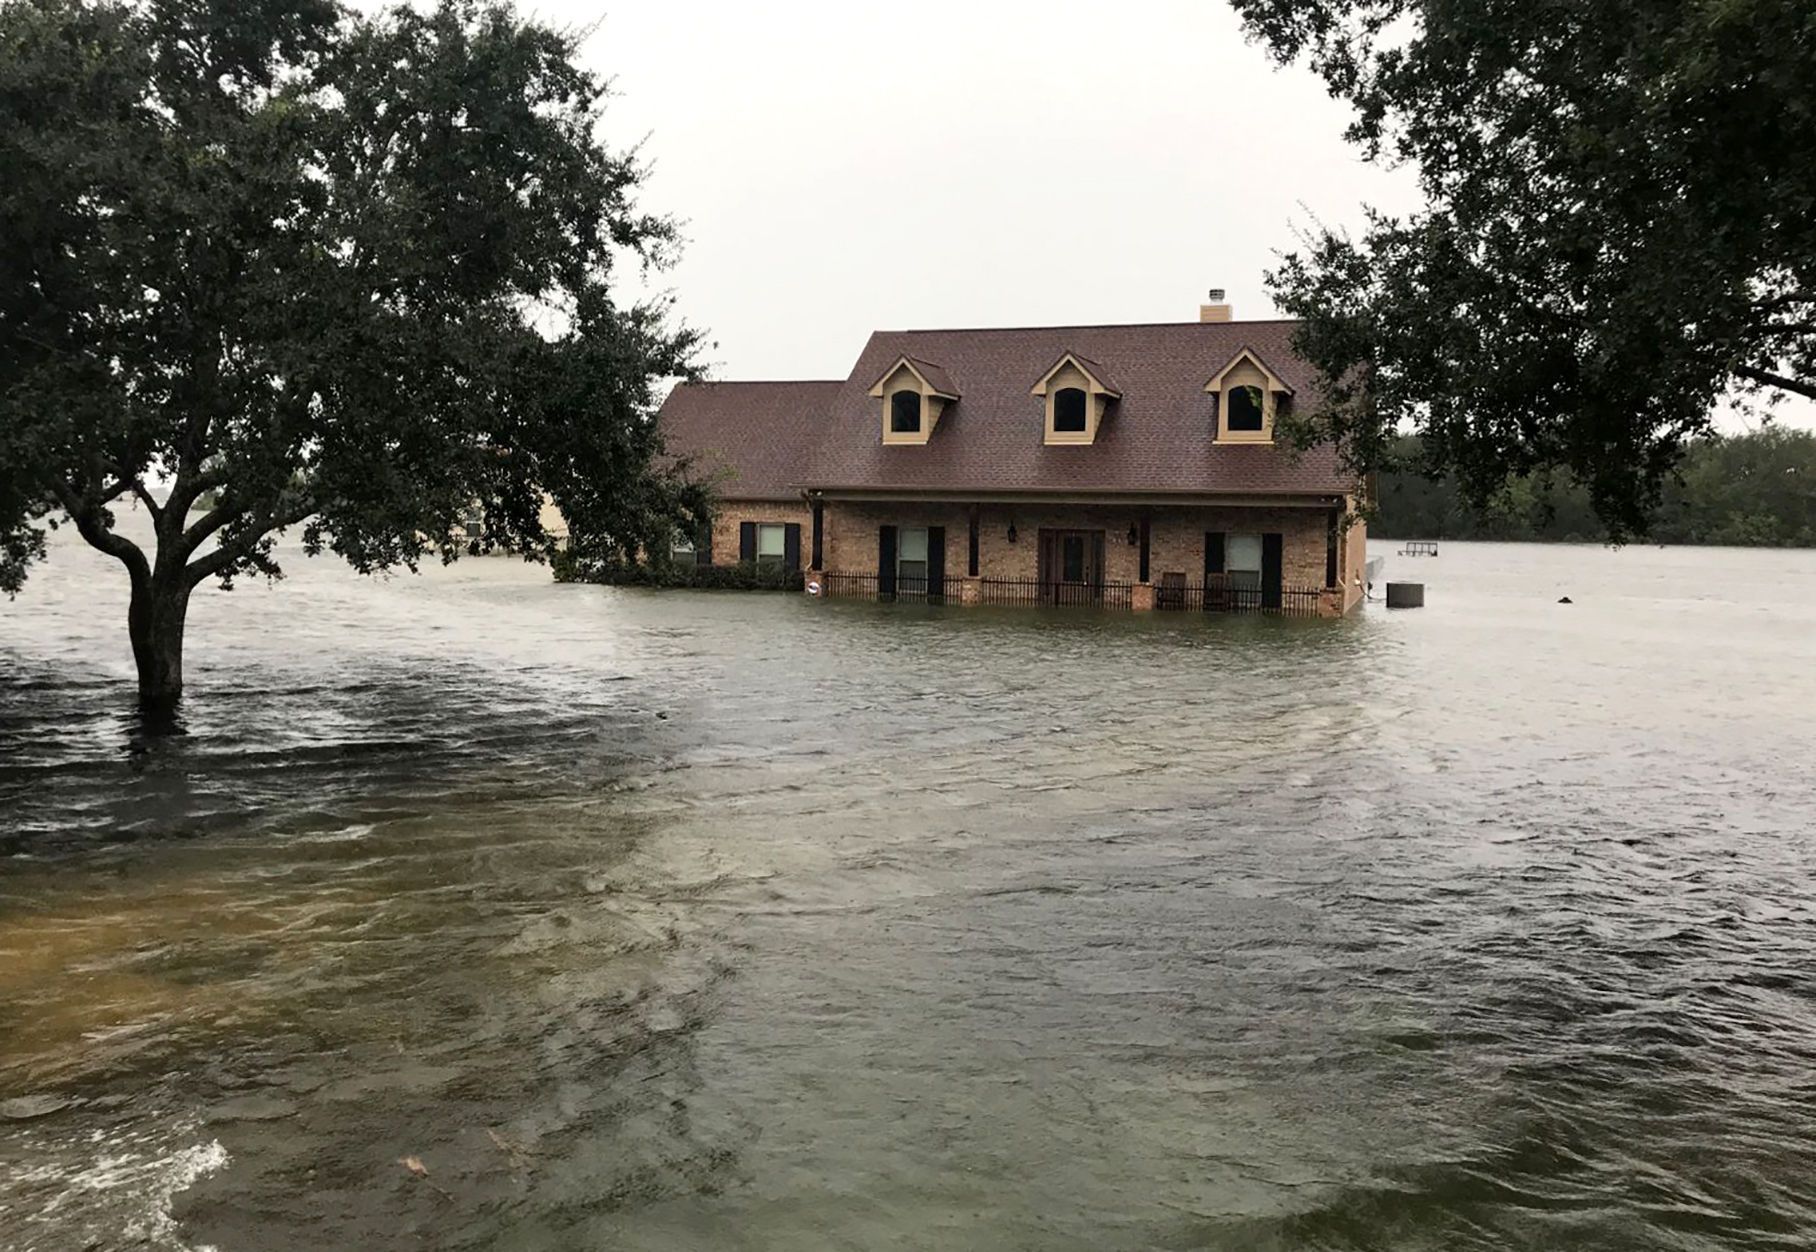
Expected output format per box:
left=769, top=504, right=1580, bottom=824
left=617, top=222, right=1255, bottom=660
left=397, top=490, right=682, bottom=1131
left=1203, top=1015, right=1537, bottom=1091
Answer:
left=129, top=574, right=191, bottom=715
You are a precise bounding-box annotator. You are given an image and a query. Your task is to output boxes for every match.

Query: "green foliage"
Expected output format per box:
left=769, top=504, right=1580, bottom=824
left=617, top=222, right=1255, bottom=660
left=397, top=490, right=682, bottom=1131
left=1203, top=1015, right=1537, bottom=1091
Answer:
left=0, top=0, right=707, bottom=604
left=553, top=554, right=804, bottom=593
left=1230, top=0, right=1816, bottom=540
left=1375, top=426, right=1816, bottom=546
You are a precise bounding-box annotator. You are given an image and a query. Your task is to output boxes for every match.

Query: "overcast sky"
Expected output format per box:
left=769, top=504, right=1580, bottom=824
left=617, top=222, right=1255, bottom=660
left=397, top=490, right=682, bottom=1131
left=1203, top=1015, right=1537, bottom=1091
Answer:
left=539, top=0, right=1805, bottom=430
left=552, top=0, right=1418, bottom=380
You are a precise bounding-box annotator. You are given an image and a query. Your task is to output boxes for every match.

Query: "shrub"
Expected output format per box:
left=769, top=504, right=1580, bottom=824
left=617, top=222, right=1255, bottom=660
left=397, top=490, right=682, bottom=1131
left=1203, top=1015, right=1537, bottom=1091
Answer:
left=554, top=555, right=803, bottom=592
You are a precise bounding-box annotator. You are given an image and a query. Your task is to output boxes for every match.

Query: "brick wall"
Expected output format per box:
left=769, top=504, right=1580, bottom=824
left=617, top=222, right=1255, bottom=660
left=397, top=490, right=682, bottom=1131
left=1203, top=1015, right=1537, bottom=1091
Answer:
left=1339, top=497, right=1368, bottom=612
left=821, top=500, right=975, bottom=578
left=706, top=499, right=812, bottom=565
left=819, top=500, right=1339, bottom=598
left=1143, top=505, right=1330, bottom=590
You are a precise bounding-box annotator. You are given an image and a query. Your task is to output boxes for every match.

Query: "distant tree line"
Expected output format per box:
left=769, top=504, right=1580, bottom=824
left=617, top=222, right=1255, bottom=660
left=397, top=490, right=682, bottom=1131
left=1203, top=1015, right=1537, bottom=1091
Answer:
left=1374, top=426, right=1816, bottom=546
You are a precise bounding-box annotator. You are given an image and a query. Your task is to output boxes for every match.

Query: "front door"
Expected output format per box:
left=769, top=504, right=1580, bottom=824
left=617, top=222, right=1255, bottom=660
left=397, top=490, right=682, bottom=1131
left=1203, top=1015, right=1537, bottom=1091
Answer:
left=1038, top=529, right=1104, bottom=604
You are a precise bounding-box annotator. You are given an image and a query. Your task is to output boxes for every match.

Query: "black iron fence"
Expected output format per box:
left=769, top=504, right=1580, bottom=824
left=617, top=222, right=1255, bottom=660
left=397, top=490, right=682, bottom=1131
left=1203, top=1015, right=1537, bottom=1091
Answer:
left=816, top=570, right=881, bottom=599
left=815, top=571, right=963, bottom=603
left=1154, top=576, right=1326, bottom=616
left=975, top=577, right=1136, bottom=609
left=814, top=571, right=1327, bottom=616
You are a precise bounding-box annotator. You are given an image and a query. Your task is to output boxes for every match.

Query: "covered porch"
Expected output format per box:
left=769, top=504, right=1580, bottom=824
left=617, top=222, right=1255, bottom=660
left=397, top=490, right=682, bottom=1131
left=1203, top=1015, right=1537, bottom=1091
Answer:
left=802, top=493, right=1361, bottom=616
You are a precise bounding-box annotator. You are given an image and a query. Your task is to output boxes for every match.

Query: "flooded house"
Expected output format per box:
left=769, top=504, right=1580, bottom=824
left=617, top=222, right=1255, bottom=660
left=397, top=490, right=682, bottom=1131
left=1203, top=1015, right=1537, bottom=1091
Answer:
left=658, top=297, right=1368, bottom=615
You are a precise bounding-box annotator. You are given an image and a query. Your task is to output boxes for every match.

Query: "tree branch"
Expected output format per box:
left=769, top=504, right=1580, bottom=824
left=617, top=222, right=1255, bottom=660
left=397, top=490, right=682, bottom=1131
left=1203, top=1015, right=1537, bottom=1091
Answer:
left=52, top=481, right=151, bottom=586
left=179, top=495, right=242, bottom=557
left=168, top=464, right=229, bottom=519
left=130, top=478, right=162, bottom=517
left=1733, top=365, right=1816, bottom=402
left=183, top=496, right=318, bottom=588
left=1751, top=292, right=1816, bottom=315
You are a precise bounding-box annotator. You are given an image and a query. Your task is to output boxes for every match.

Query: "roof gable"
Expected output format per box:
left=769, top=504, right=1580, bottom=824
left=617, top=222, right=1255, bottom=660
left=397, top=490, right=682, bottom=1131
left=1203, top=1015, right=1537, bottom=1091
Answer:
left=866, top=355, right=960, bottom=400
left=1030, top=350, right=1122, bottom=398
left=1205, top=346, right=1295, bottom=394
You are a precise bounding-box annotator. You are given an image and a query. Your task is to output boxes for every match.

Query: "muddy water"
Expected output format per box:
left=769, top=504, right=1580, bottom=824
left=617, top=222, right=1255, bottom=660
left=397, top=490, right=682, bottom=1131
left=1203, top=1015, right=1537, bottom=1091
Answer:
left=3, top=529, right=1816, bottom=1251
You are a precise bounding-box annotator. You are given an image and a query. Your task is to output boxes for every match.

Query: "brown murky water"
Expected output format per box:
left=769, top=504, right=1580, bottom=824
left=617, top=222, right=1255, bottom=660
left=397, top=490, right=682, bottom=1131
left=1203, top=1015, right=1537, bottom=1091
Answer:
left=3, top=526, right=1816, bottom=1251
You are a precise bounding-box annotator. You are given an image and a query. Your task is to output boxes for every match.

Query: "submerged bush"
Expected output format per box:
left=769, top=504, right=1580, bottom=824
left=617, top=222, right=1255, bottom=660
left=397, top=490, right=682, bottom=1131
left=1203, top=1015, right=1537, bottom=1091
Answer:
left=553, top=554, right=803, bottom=592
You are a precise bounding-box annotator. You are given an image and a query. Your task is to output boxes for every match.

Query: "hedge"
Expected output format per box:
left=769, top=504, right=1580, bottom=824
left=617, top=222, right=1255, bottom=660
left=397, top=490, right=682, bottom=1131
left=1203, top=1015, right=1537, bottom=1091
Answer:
left=553, top=553, right=804, bottom=592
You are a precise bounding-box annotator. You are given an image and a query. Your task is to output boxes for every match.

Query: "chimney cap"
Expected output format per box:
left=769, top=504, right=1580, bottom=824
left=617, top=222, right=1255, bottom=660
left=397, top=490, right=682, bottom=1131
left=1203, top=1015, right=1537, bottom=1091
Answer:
left=1206, top=287, right=1226, bottom=301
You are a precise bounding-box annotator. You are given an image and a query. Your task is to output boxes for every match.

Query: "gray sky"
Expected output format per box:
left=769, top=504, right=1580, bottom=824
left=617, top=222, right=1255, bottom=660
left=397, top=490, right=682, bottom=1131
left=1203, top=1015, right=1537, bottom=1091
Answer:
left=565, top=0, right=1418, bottom=380
left=550, top=0, right=1807, bottom=430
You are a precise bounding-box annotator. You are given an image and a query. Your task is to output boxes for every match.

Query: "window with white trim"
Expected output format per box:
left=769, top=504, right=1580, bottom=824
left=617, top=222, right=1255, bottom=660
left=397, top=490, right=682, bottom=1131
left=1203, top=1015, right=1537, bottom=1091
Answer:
left=1052, top=387, right=1088, bottom=433
left=897, top=526, right=929, bottom=594
left=756, top=523, right=787, bottom=567
left=1226, top=534, right=1263, bottom=590
left=890, top=390, right=922, bottom=434
left=1227, top=384, right=1266, bottom=432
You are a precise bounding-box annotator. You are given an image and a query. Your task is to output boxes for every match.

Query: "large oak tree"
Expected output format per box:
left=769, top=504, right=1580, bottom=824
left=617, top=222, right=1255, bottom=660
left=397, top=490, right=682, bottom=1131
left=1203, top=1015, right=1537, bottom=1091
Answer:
left=1230, top=0, right=1816, bottom=536
left=0, top=0, right=705, bottom=712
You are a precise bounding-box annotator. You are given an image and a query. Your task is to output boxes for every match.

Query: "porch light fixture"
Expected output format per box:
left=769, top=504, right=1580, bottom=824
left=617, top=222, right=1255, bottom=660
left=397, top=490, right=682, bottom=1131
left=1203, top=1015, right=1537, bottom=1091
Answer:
left=1127, top=523, right=1140, bottom=546
left=1006, top=521, right=1018, bottom=544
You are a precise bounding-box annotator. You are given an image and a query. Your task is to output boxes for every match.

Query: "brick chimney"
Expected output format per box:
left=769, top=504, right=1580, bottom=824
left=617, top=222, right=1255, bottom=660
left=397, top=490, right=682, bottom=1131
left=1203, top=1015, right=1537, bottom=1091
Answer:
left=1199, top=288, right=1232, bottom=322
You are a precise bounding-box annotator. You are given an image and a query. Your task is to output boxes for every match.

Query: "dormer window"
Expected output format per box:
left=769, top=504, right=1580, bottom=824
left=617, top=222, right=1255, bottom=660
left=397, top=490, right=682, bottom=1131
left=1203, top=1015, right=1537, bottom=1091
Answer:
left=890, top=389, right=922, bottom=434
left=1205, top=348, right=1292, bottom=444
left=868, top=356, right=959, bottom=446
left=1227, top=384, right=1265, bottom=432
left=1031, top=352, right=1120, bottom=445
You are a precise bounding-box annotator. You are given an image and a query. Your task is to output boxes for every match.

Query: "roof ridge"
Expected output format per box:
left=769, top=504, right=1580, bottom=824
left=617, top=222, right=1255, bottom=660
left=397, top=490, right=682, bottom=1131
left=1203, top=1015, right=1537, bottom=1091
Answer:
left=887, top=318, right=1302, bottom=334
left=690, top=378, right=844, bottom=385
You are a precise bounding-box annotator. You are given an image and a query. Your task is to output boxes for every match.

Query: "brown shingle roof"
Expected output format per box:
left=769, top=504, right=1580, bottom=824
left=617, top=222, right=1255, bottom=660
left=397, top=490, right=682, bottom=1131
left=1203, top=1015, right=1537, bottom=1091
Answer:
left=806, top=320, right=1351, bottom=496
left=872, top=355, right=959, bottom=398
left=655, top=322, right=1355, bottom=504
left=657, top=380, right=840, bottom=501
left=906, top=358, right=959, bottom=398
left=1053, top=351, right=1121, bottom=397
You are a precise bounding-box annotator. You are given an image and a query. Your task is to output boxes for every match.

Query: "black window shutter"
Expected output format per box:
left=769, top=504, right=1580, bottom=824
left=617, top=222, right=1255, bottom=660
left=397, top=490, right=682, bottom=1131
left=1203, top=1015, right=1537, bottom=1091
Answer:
left=738, top=521, right=756, bottom=563
left=783, top=523, right=802, bottom=573
left=1204, top=532, right=1225, bottom=577
left=878, top=525, right=897, bottom=598
left=927, top=526, right=946, bottom=602
left=1138, top=516, right=1151, bottom=583
left=810, top=500, right=824, bottom=571
left=967, top=508, right=980, bottom=577
left=1325, top=509, right=1340, bottom=588
left=698, top=522, right=713, bottom=566
left=1091, top=531, right=1105, bottom=590
left=1262, top=532, right=1284, bottom=609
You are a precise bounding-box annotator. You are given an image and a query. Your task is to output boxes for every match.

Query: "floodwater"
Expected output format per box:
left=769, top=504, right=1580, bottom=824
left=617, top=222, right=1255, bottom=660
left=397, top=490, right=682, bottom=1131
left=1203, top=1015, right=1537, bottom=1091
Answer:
left=3, top=527, right=1816, bottom=1252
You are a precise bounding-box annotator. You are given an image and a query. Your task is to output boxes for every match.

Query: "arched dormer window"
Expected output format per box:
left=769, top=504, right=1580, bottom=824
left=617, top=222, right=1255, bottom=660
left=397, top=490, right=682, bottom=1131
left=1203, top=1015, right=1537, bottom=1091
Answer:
left=891, top=389, right=922, bottom=434
left=1204, top=348, right=1292, bottom=444
left=868, top=356, right=959, bottom=445
left=1227, top=384, right=1265, bottom=432
left=1053, top=387, right=1088, bottom=433
left=1031, top=352, right=1120, bottom=445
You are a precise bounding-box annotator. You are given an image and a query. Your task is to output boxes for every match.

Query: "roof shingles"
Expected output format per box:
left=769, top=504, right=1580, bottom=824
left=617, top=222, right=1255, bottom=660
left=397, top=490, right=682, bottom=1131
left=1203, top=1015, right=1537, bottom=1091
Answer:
left=657, top=380, right=841, bottom=501
left=658, top=321, right=1353, bottom=502
left=807, top=321, right=1348, bottom=496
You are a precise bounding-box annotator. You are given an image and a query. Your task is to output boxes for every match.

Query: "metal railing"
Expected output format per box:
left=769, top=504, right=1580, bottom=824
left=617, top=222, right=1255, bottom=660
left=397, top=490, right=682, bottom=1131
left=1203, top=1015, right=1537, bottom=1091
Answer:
left=814, top=571, right=1326, bottom=616
left=1154, top=576, right=1327, bottom=616
left=815, top=571, right=962, bottom=603
left=976, top=577, right=1135, bottom=609
left=816, top=570, right=881, bottom=599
